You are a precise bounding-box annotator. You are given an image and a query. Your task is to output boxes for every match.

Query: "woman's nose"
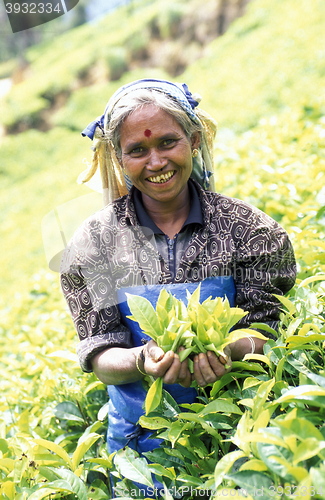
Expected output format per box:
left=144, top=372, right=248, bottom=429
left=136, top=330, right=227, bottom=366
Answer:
left=146, top=149, right=167, bottom=170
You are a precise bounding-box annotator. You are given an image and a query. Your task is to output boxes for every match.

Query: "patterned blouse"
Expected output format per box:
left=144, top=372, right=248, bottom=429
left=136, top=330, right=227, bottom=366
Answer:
left=60, top=180, right=296, bottom=372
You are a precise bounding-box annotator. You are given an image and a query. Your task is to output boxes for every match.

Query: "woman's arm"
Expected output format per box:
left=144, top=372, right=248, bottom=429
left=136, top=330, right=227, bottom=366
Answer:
left=91, top=346, right=147, bottom=385
left=229, top=335, right=266, bottom=360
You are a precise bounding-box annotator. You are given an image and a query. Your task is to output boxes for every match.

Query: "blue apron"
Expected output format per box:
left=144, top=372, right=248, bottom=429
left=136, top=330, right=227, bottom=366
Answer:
left=107, top=276, right=236, bottom=456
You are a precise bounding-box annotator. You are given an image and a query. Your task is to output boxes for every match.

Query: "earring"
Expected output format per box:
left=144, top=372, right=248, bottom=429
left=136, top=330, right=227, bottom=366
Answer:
left=192, top=149, right=199, bottom=158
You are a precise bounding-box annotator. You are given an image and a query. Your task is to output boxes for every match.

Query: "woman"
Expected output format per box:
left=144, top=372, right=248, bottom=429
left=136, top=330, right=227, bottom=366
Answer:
left=60, top=78, right=296, bottom=469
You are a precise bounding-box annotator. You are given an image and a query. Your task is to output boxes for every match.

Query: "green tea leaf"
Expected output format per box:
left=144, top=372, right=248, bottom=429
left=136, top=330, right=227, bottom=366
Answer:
left=300, top=370, right=325, bottom=388
left=227, top=329, right=268, bottom=343
left=293, top=438, right=325, bottom=465
left=71, top=432, right=101, bottom=471
left=225, top=470, right=274, bottom=499
left=298, top=274, right=325, bottom=287
left=286, top=333, right=325, bottom=346
left=252, top=378, right=275, bottom=420
left=205, top=326, right=223, bottom=347
left=200, top=399, right=243, bottom=416
left=273, top=293, right=297, bottom=315
left=126, top=293, right=160, bottom=339
left=34, top=438, right=72, bottom=469
left=310, top=467, right=325, bottom=493
left=51, top=468, right=88, bottom=500
left=29, top=471, right=88, bottom=500
left=277, top=384, right=325, bottom=400
left=114, top=448, right=154, bottom=488
left=139, top=416, right=170, bottom=430
left=148, top=463, right=175, bottom=480
left=0, top=458, right=15, bottom=473
left=29, top=487, right=64, bottom=500
left=0, top=439, right=9, bottom=454
left=231, top=361, right=267, bottom=373
left=250, top=322, right=278, bottom=336
left=243, top=353, right=272, bottom=367
left=170, top=323, right=192, bottom=352
left=186, top=283, right=201, bottom=308
left=176, top=474, right=203, bottom=486
left=167, top=420, right=187, bottom=447
left=239, top=459, right=268, bottom=472
left=158, top=327, right=177, bottom=352
left=256, top=440, right=295, bottom=481
left=53, top=401, right=84, bottom=422
left=145, top=377, right=163, bottom=415
left=0, top=481, right=15, bottom=500
left=226, top=308, right=248, bottom=331
left=211, top=372, right=248, bottom=397
left=213, top=450, right=246, bottom=489
left=178, top=346, right=196, bottom=362
left=156, top=288, right=174, bottom=330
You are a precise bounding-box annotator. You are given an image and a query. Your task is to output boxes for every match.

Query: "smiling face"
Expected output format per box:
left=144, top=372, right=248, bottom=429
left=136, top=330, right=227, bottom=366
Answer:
left=119, top=105, right=199, bottom=209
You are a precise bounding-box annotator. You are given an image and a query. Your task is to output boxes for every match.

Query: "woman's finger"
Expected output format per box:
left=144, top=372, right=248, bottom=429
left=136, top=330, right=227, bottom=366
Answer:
left=193, top=352, right=231, bottom=386
left=177, top=358, right=192, bottom=387
left=145, top=349, right=174, bottom=378
left=145, top=340, right=164, bottom=362
left=162, top=353, right=182, bottom=384
left=193, top=353, right=215, bottom=386
left=207, top=351, right=232, bottom=375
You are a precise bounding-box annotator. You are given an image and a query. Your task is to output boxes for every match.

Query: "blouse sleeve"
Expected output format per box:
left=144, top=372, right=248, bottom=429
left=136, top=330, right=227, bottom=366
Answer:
left=60, top=270, right=132, bottom=372
left=60, top=217, right=132, bottom=373
left=233, top=212, right=296, bottom=334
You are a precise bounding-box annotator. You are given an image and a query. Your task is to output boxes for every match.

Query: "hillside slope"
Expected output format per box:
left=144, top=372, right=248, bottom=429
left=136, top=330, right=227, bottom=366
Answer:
left=183, top=0, right=325, bottom=129
left=0, top=0, right=249, bottom=135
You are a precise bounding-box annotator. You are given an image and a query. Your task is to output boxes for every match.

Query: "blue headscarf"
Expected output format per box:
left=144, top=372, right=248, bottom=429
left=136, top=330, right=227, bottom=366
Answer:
left=82, top=79, right=200, bottom=140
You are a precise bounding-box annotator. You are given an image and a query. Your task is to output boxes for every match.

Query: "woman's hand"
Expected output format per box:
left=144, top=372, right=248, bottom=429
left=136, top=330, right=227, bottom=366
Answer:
left=192, top=347, right=232, bottom=387
left=143, top=341, right=192, bottom=388
left=143, top=341, right=232, bottom=388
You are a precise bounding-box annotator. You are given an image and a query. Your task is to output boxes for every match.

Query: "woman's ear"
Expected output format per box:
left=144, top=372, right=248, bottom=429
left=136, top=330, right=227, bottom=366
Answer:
left=191, top=131, right=201, bottom=150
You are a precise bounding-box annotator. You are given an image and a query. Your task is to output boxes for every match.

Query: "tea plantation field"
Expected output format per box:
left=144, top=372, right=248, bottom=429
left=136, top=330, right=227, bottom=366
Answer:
left=0, top=0, right=325, bottom=498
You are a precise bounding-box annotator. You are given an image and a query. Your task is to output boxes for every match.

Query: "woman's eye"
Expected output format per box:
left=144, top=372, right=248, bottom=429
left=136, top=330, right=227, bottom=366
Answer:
left=130, top=147, right=145, bottom=156
left=161, top=139, right=176, bottom=148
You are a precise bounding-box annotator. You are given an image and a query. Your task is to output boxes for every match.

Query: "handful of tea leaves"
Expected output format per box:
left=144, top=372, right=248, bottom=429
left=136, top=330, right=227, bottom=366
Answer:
left=126, top=285, right=266, bottom=414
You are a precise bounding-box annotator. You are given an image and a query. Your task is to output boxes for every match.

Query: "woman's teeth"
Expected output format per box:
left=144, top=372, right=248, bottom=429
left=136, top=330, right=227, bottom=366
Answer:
left=147, top=171, right=175, bottom=184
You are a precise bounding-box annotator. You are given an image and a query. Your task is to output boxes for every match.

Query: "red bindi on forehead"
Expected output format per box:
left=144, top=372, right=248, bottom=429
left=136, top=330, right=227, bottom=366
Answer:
left=144, top=129, right=152, bottom=137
